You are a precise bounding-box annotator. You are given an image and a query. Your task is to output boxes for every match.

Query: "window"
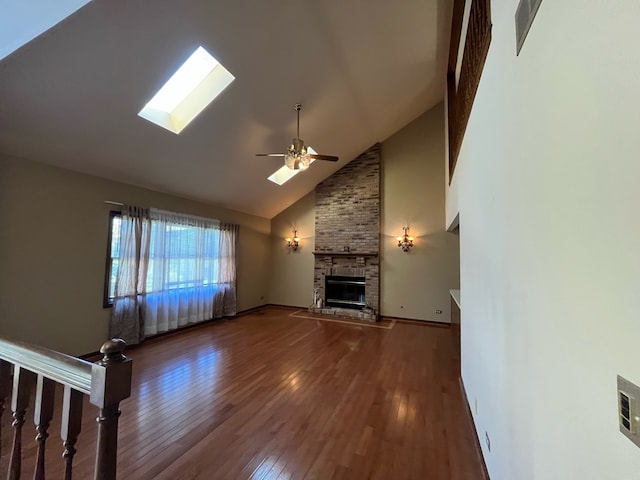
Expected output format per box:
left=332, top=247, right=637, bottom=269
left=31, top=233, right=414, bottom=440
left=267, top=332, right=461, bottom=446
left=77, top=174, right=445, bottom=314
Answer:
left=104, top=209, right=236, bottom=307
left=146, top=219, right=221, bottom=293
left=103, top=211, right=121, bottom=307
left=106, top=206, right=237, bottom=341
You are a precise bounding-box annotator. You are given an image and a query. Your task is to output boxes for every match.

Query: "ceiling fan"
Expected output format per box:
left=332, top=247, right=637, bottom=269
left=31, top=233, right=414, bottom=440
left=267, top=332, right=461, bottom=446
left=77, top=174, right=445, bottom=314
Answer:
left=256, top=103, right=339, bottom=171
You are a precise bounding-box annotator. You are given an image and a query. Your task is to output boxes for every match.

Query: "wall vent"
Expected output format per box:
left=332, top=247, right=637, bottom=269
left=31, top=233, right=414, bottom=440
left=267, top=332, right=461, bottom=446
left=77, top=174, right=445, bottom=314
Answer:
left=618, top=375, right=640, bottom=449
left=515, top=0, right=543, bottom=55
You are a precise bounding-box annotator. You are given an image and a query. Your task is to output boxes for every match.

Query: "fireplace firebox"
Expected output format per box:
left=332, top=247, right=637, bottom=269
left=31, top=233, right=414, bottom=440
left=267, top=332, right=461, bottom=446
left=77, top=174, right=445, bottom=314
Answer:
left=325, top=275, right=366, bottom=310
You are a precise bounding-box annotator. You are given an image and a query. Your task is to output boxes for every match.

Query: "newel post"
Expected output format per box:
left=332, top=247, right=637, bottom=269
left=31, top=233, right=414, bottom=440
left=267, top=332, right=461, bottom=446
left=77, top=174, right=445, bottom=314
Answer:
left=90, top=338, right=132, bottom=480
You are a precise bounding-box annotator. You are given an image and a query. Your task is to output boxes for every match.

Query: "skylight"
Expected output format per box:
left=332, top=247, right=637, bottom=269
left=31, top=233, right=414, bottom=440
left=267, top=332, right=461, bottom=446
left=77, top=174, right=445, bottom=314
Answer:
left=138, top=46, right=234, bottom=134
left=267, top=148, right=317, bottom=186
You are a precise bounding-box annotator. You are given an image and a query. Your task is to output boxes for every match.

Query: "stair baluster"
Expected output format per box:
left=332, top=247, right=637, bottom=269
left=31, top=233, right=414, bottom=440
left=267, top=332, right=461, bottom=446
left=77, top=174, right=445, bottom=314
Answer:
left=33, top=375, right=56, bottom=480
left=61, top=386, right=84, bottom=480
left=8, top=367, right=36, bottom=480
left=0, top=360, right=11, bottom=462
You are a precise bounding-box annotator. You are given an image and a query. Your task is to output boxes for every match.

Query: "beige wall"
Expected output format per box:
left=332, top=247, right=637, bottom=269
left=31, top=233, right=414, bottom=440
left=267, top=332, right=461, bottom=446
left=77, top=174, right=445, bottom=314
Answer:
left=268, top=103, right=460, bottom=322
left=269, top=192, right=315, bottom=308
left=381, top=102, right=459, bottom=322
left=0, top=154, right=270, bottom=356
left=447, top=1, right=640, bottom=478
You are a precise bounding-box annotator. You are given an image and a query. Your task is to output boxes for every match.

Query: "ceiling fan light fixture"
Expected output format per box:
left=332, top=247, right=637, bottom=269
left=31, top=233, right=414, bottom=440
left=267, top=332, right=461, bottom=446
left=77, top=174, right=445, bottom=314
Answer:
left=284, top=152, right=311, bottom=171
left=268, top=148, right=317, bottom=185
left=284, top=138, right=310, bottom=170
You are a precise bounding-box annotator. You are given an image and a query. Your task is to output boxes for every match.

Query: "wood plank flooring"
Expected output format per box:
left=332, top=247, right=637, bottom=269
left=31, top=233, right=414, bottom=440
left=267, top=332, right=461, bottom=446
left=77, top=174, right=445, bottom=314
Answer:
left=0, top=307, right=486, bottom=479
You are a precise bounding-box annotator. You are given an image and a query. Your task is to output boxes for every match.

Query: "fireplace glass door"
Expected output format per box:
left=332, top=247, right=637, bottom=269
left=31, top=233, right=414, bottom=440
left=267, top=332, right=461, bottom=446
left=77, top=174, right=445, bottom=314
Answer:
left=325, top=275, right=366, bottom=310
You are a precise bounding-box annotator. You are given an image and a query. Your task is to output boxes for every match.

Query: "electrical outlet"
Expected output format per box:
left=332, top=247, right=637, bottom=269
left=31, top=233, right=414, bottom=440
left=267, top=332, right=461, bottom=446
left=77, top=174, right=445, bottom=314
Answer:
left=485, top=432, right=491, bottom=452
left=435, top=309, right=442, bottom=314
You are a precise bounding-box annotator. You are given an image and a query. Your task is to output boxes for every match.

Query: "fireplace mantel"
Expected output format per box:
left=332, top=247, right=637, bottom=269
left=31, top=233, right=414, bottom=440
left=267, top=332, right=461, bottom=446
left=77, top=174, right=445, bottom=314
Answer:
left=312, top=252, right=378, bottom=257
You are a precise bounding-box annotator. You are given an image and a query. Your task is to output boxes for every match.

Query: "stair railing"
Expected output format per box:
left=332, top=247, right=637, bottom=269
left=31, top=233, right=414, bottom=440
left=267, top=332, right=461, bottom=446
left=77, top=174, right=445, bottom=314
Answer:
left=0, top=337, right=132, bottom=480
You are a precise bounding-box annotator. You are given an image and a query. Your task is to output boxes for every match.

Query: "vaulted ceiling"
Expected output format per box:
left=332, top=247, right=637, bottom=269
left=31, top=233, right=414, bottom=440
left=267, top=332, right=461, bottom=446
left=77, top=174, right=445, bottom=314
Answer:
left=0, top=0, right=452, bottom=218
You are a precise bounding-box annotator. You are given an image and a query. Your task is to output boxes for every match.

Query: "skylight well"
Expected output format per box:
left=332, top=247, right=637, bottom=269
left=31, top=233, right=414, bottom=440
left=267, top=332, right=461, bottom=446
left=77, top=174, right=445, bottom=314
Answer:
left=138, top=46, right=234, bottom=134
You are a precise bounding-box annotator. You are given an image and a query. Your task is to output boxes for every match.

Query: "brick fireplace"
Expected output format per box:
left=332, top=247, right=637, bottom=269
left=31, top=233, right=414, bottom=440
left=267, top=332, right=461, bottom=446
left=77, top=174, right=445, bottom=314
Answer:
left=310, top=144, right=380, bottom=322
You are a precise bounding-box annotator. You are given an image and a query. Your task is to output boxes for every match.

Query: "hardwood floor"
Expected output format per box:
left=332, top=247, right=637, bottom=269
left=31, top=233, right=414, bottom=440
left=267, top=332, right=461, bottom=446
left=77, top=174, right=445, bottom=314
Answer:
left=1, top=307, right=486, bottom=479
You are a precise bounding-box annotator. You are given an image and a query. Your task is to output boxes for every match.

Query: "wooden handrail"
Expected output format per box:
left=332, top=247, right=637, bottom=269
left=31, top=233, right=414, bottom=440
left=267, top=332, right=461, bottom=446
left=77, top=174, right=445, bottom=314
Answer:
left=0, top=337, right=133, bottom=480
left=0, top=338, right=93, bottom=395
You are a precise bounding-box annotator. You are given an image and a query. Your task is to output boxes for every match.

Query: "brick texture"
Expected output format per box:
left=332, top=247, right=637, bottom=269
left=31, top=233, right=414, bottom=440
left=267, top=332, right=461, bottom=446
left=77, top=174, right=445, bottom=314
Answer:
left=314, top=144, right=380, bottom=253
left=312, top=144, right=380, bottom=321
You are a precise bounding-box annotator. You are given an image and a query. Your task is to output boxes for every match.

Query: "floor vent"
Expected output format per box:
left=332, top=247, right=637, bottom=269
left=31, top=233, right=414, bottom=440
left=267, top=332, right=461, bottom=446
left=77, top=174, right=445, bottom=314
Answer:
left=515, top=0, right=543, bottom=55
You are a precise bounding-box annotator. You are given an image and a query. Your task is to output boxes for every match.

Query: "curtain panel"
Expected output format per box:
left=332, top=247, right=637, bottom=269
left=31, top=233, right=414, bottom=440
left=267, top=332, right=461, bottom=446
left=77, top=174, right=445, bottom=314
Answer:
left=109, top=205, right=150, bottom=344
left=218, top=223, right=239, bottom=317
left=109, top=206, right=238, bottom=344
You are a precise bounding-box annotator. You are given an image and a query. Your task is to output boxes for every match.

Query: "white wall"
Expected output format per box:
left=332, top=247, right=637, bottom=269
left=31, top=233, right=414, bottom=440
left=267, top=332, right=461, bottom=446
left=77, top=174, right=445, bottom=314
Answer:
left=445, top=101, right=461, bottom=230
left=0, top=155, right=271, bottom=355
left=449, top=0, right=640, bottom=478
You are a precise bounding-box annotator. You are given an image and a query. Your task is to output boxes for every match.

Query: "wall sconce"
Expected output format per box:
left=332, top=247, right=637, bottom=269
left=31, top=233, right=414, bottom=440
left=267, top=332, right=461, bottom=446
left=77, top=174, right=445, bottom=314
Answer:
left=397, top=226, right=414, bottom=252
left=286, top=229, right=300, bottom=251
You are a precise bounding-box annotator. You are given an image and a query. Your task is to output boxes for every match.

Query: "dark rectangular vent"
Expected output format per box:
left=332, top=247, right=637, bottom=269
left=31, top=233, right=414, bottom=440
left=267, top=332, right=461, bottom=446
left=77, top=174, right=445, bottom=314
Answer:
left=620, top=392, right=631, bottom=431
left=618, top=375, right=640, bottom=449
left=515, top=0, right=543, bottom=55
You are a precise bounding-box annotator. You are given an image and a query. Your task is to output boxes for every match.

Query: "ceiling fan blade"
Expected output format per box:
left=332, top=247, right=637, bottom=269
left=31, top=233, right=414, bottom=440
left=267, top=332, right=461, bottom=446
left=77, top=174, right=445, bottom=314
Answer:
left=256, top=153, right=286, bottom=157
left=309, top=154, right=339, bottom=162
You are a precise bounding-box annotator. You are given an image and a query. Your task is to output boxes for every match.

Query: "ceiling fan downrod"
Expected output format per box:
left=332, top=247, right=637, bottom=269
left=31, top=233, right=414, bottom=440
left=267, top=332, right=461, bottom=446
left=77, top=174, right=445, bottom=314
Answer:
left=294, top=103, right=302, bottom=141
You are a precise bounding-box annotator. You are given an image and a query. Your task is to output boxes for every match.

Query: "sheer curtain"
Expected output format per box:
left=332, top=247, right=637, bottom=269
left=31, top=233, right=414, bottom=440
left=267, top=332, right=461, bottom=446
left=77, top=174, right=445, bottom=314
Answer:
left=142, top=209, right=238, bottom=336
left=109, top=205, right=150, bottom=344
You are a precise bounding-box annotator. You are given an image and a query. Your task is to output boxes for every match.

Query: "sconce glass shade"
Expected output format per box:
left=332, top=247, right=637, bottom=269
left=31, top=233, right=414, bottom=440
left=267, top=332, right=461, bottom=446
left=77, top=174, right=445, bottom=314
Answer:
left=397, top=227, right=414, bottom=252
left=287, top=230, right=300, bottom=250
